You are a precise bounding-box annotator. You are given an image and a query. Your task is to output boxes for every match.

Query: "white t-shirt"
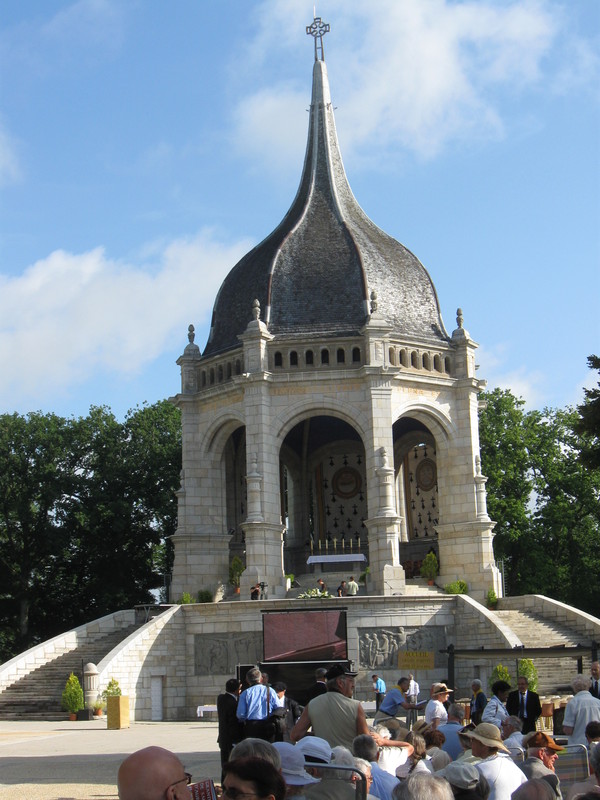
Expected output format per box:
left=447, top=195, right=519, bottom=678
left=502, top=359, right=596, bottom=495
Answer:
left=425, top=699, right=448, bottom=726
left=563, top=691, right=600, bottom=747
left=476, top=754, right=527, bottom=800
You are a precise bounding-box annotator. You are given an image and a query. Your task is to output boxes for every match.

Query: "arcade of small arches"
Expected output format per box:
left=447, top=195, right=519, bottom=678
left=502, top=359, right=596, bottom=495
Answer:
left=189, top=342, right=453, bottom=393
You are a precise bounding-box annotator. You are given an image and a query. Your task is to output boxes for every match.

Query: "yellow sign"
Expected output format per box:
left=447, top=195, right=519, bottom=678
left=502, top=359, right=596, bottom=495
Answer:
left=398, top=651, right=435, bottom=669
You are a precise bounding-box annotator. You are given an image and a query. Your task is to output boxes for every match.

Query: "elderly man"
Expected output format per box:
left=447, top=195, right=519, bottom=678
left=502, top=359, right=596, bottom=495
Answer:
left=563, top=675, right=600, bottom=747
left=237, top=666, right=281, bottom=741
left=470, top=679, right=487, bottom=726
left=392, top=772, right=454, bottom=800
left=467, top=723, right=527, bottom=800
left=438, top=703, right=466, bottom=760
left=374, top=676, right=417, bottom=730
left=117, top=746, right=191, bottom=800
left=502, top=715, right=525, bottom=749
left=507, top=676, right=542, bottom=735
left=519, top=731, right=564, bottom=799
left=512, top=780, right=557, bottom=800
left=353, top=734, right=399, bottom=800
left=291, top=664, right=369, bottom=750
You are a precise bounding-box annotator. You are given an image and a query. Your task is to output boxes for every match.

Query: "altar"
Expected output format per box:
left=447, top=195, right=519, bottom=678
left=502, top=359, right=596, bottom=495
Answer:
left=306, top=553, right=367, bottom=573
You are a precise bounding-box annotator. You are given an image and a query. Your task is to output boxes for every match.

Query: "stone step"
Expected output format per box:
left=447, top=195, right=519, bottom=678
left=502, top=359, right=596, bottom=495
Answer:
left=0, top=625, right=139, bottom=720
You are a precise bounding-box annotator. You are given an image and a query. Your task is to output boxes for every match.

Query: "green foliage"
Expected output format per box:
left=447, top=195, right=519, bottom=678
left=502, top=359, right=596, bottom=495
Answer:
left=297, top=588, right=332, bottom=598
left=574, top=355, right=600, bottom=470
left=517, top=658, right=538, bottom=693
left=445, top=579, right=468, bottom=595
left=479, top=388, right=600, bottom=617
left=101, top=677, right=122, bottom=701
left=285, top=573, right=295, bottom=585
left=486, top=588, right=498, bottom=608
left=61, top=672, right=84, bottom=714
left=420, top=552, right=438, bottom=580
left=197, top=590, right=213, bottom=603
left=489, top=664, right=512, bottom=692
left=0, top=401, right=181, bottom=661
left=178, top=592, right=195, bottom=604
left=359, top=567, right=370, bottom=584
left=229, top=555, right=244, bottom=588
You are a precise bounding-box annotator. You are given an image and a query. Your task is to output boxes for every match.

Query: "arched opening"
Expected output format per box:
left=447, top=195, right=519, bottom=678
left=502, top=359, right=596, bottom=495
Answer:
left=290, top=351, right=298, bottom=367
left=218, top=365, right=224, bottom=382
left=321, top=348, right=330, bottom=365
left=280, top=415, right=367, bottom=579
left=411, top=351, right=419, bottom=369
left=393, top=417, right=440, bottom=579
left=227, top=363, right=232, bottom=379
left=444, top=356, right=452, bottom=374
left=305, top=349, right=314, bottom=365
left=337, top=348, right=345, bottom=364
left=433, top=354, right=442, bottom=372
left=389, top=347, right=396, bottom=366
left=422, top=353, right=431, bottom=371
left=274, top=352, right=283, bottom=367
left=210, top=368, right=215, bottom=385
left=352, top=347, right=361, bottom=363
left=223, top=426, right=247, bottom=561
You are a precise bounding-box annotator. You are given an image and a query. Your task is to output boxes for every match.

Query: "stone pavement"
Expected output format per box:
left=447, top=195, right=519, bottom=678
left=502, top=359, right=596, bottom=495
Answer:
left=0, top=718, right=222, bottom=800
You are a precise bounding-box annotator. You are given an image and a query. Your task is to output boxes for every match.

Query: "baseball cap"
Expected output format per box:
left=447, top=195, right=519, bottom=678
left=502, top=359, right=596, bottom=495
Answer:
left=438, top=761, right=481, bottom=790
left=272, top=742, right=320, bottom=786
left=525, top=732, right=564, bottom=752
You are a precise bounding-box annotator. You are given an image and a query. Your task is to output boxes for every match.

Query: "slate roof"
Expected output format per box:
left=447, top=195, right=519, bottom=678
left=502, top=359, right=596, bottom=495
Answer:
left=203, top=56, right=449, bottom=358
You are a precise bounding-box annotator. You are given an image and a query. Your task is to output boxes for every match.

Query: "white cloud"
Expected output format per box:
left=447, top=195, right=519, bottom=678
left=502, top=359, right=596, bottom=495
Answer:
left=477, top=343, right=546, bottom=409
left=232, top=0, right=589, bottom=165
left=0, top=231, right=251, bottom=410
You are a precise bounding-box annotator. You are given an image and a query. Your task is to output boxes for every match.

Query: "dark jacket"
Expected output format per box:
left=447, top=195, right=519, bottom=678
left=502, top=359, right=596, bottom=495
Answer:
left=506, top=689, right=542, bottom=735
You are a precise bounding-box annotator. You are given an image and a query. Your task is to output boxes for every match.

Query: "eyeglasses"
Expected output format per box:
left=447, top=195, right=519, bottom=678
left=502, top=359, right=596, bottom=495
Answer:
left=222, top=787, right=259, bottom=799
left=165, top=772, right=192, bottom=793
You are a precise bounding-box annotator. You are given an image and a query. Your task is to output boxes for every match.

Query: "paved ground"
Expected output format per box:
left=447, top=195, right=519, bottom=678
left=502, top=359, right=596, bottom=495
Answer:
left=0, top=718, right=222, bottom=800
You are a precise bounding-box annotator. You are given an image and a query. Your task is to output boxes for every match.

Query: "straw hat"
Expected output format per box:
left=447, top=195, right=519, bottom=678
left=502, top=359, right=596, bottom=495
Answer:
left=466, top=722, right=510, bottom=753
left=431, top=682, right=451, bottom=696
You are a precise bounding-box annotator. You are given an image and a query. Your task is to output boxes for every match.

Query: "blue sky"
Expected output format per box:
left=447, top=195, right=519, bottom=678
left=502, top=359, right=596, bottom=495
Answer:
left=1, top=0, right=598, bottom=420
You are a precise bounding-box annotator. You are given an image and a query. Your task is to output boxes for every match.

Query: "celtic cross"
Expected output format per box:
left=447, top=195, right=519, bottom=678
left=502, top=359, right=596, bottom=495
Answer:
left=306, top=15, right=330, bottom=61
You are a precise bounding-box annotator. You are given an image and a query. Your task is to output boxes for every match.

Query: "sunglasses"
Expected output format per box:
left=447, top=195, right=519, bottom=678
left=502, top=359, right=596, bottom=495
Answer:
left=165, top=772, right=192, bottom=792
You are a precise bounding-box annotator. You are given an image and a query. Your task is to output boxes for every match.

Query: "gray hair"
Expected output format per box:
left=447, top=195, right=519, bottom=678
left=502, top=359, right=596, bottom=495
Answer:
left=392, top=773, right=454, bottom=800
left=230, top=738, right=281, bottom=770
left=448, top=703, right=465, bottom=721
left=375, top=724, right=391, bottom=739
left=471, top=679, right=482, bottom=690
left=330, top=746, right=355, bottom=781
left=246, top=667, right=262, bottom=685
left=505, top=715, right=524, bottom=732
left=353, top=757, right=372, bottom=780
left=353, top=734, right=379, bottom=762
left=315, top=667, right=328, bottom=679
left=590, top=743, right=600, bottom=776
left=572, top=674, right=592, bottom=693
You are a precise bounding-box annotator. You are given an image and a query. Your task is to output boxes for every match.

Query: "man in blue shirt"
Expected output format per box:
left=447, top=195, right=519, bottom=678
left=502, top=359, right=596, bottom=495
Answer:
left=372, top=674, right=386, bottom=711
left=438, top=703, right=466, bottom=760
left=373, top=676, right=417, bottom=731
left=236, top=666, right=281, bottom=741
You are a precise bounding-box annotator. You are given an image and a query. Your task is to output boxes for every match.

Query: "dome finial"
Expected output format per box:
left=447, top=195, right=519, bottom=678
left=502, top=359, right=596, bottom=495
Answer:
left=187, top=324, right=195, bottom=344
left=306, top=14, right=330, bottom=62
left=456, top=308, right=464, bottom=328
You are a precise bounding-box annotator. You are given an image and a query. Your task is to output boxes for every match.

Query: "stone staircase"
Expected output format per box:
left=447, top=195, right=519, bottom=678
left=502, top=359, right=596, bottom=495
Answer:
left=0, top=625, right=139, bottom=720
left=494, top=608, right=591, bottom=694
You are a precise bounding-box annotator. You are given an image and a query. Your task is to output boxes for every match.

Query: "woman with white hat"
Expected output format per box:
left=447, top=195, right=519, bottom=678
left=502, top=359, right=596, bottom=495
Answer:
left=465, top=723, right=526, bottom=800
left=425, top=684, right=451, bottom=730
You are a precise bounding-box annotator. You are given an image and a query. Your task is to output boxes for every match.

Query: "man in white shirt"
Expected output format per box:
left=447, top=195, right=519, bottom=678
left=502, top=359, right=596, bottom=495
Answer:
left=501, top=715, right=525, bottom=750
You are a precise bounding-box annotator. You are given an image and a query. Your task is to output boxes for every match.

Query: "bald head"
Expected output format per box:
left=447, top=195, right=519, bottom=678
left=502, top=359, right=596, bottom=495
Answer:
left=118, top=746, right=189, bottom=800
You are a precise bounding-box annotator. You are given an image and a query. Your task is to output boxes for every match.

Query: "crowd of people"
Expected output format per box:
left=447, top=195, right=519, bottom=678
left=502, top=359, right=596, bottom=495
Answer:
left=115, top=661, right=600, bottom=800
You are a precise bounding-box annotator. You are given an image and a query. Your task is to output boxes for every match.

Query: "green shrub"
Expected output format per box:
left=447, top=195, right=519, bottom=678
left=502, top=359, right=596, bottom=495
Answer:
left=61, top=672, right=84, bottom=714
left=517, top=658, right=538, bottom=693
left=420, top=553, right=438, bottom=580
left=197, top=589, right=213, bottom=603
left=229, top=555, right=244, bottom=588
left=297, top=588, right=332, bottom=599
left=489, top=664, right=512, bottom=692
left=359, top=567, right=370, bottom=584
left=178, top=592, right=194, bottom=604
left=101, top=677, right=122, bottom=702
left=445, top=579, right=468, bottom=594
left=486, top=588, right=498, bottom=608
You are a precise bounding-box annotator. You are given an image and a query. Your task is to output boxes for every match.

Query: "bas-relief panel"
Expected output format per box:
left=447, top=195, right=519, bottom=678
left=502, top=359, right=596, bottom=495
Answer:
left=195, top=632, right=263, bottom=675
left=358, top=626, right=447, bottom=669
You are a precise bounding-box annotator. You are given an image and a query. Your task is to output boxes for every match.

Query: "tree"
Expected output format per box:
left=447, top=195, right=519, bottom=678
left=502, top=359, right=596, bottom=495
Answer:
left=479, top=389, right=600, bottom=615
left=0, top=401, right=181, bottom=662
left=574, top=354, right=600, bottom=470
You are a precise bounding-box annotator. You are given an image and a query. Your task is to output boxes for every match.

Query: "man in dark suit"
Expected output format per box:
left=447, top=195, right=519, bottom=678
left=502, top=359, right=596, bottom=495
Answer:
left=590, top=661, right=600, bottom=698
left=217, top=678, right=243, bottom=770
left=306, top=667, right=328, bottom=702
left=507, top=675, right=542, bottom=735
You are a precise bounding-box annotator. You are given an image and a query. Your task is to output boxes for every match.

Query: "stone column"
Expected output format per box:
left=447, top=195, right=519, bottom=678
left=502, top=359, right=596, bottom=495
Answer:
left=84, top=662, right=99, bottom=709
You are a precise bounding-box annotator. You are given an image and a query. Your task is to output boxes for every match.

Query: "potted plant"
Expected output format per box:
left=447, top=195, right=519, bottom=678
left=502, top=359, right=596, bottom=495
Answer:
left=229, top=555, right=244, bottom=594
left=101, top=677, right=122, bottom=703
left=61, top=672, right=84, bottom=720
left=92, top=700, right=105, bottom=717
left=420, top=552, right=438, bottom=585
